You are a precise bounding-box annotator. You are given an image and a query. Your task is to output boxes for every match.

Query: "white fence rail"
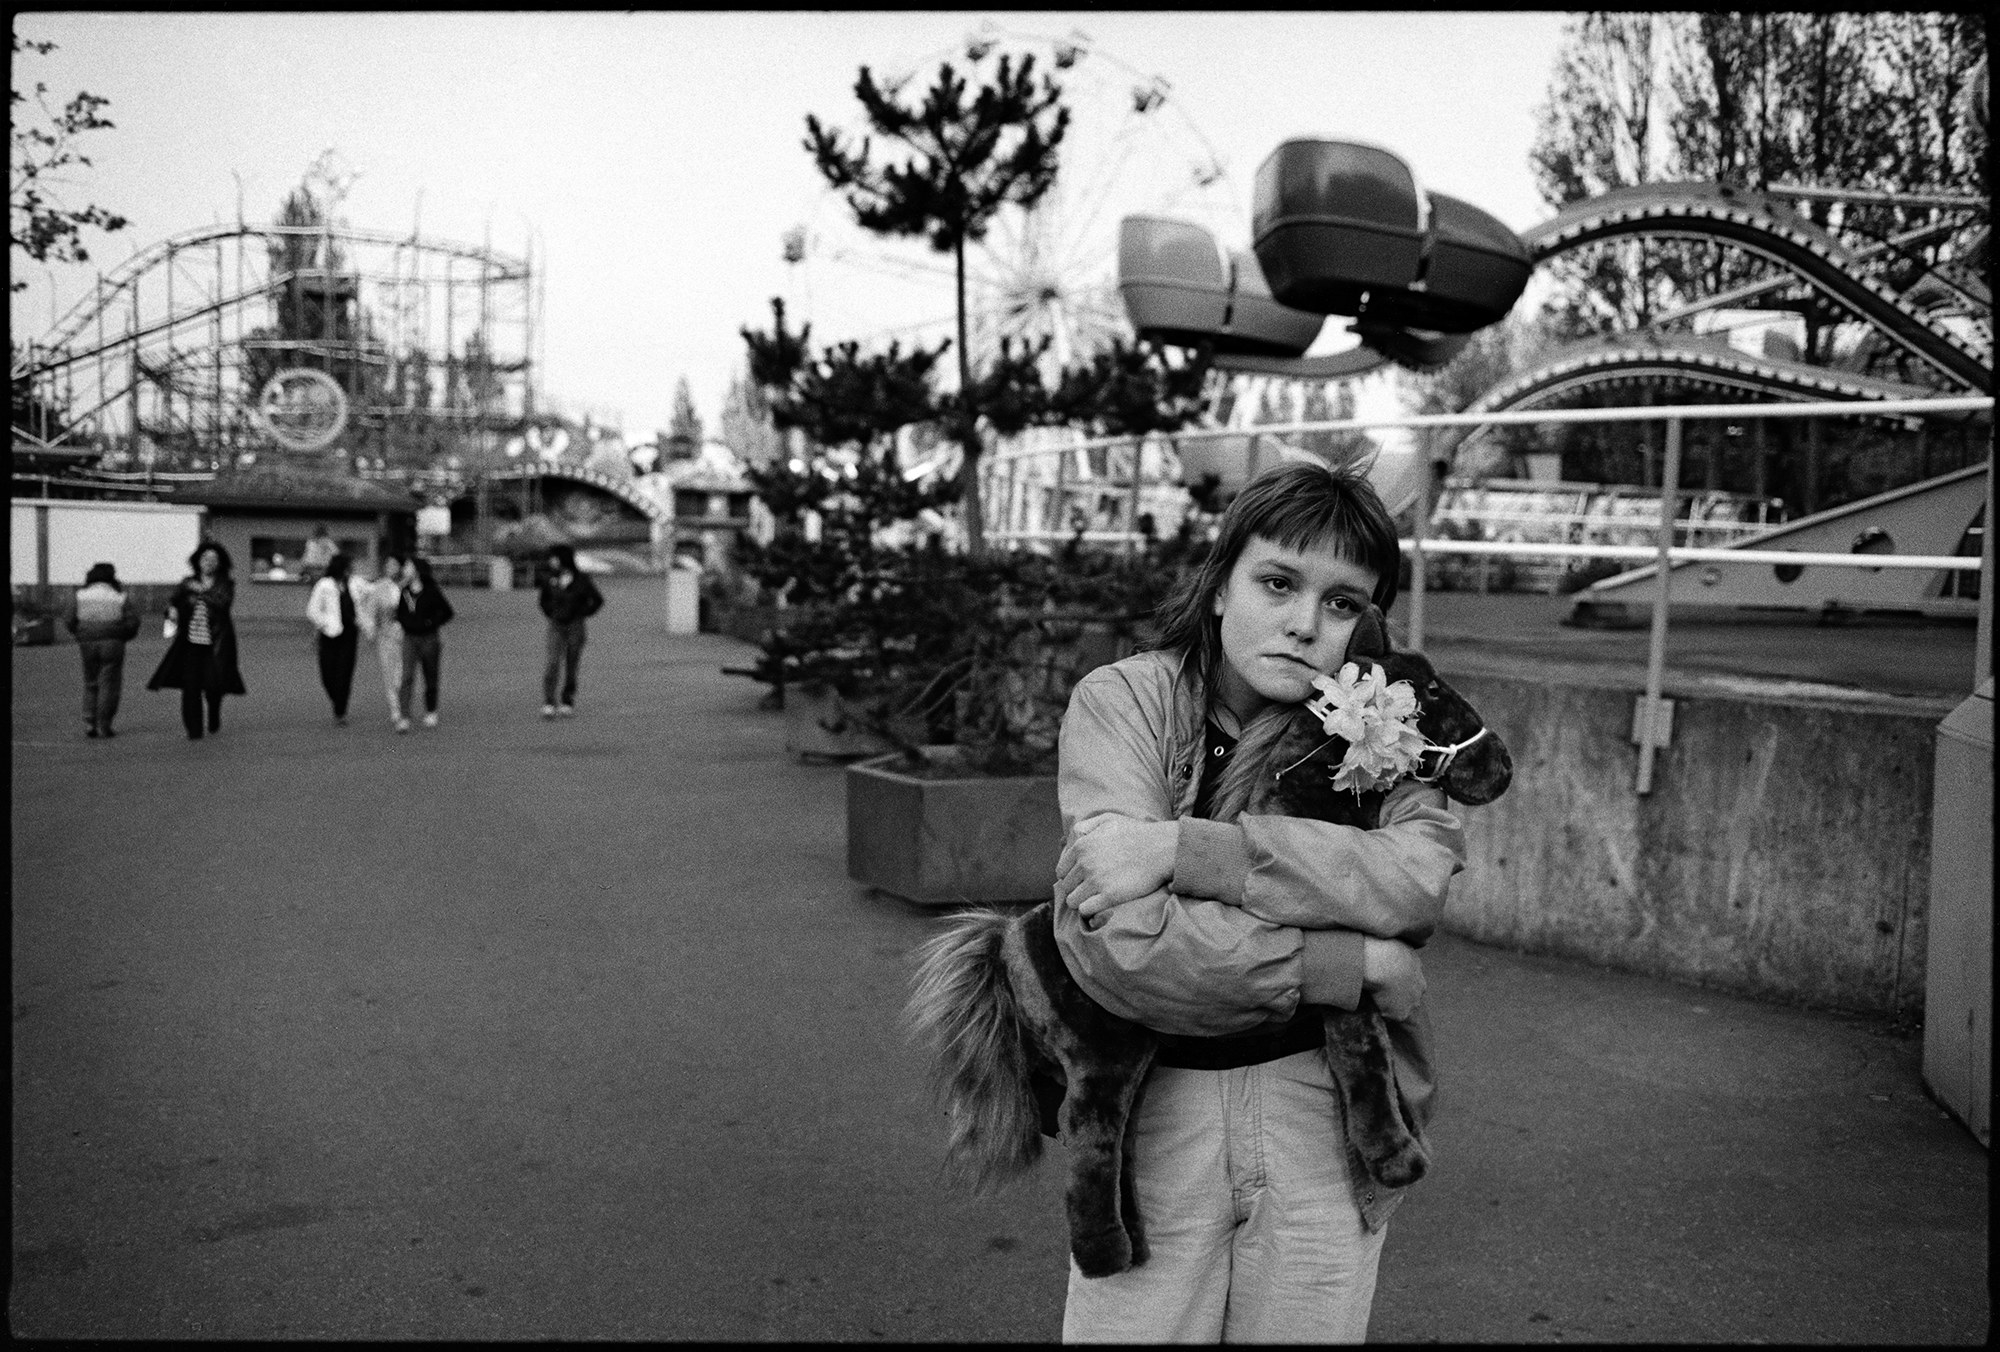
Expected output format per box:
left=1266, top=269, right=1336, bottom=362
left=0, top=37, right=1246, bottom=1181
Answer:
left=987, top=393, right=1994, bottom=793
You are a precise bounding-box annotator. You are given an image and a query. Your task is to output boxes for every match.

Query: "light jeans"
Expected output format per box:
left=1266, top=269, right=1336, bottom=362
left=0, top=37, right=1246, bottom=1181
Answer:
left=1061, top=1048, right=1386, bottom=1344
left=376, top=630, right=405, bottom=719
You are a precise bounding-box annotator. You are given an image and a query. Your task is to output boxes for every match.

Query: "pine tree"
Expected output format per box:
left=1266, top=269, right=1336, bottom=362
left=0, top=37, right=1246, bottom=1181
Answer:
left=667, top=377, right=705, bottom=461
left=805, top=46, right=1070, bottom=554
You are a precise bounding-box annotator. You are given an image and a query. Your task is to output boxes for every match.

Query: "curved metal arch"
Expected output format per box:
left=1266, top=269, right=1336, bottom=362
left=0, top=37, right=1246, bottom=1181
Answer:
left=481, top=463, right=667, bottom=523
left=29, top=223, right=529, bottom=364
left=1443, top=335, right=1961, bottom=461
left=1523, top=182, right=1990, bottom=392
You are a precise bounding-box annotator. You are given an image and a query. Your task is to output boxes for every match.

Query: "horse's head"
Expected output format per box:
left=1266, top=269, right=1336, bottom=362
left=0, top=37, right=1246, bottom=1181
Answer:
left=1345, top=606, right=1513, bottom=806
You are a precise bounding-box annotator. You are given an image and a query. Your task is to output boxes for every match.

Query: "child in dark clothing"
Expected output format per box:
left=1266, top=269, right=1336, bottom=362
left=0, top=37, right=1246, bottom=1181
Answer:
left=536, top=544, right=604, bottom=718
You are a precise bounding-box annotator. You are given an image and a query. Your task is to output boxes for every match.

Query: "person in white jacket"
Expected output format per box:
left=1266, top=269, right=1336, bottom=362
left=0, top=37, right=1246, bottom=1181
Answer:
left=364, top=551, right=408, bottom=730
left=305, top=552, right=366, bottom=725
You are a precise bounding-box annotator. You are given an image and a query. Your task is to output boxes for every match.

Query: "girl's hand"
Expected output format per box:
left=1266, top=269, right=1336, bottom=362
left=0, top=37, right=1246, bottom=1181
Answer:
left=1056, top=817, right=1178, bottom=920
left=1362, top=938, right=1427, bottom=1019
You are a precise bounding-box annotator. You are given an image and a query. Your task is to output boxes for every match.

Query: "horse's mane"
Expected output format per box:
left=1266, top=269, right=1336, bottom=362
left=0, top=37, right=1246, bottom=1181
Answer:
left=1203, top=705, right=1303, bottom=824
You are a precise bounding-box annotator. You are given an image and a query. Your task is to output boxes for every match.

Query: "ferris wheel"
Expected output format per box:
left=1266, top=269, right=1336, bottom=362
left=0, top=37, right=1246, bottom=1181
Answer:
left=786, top=23, right=1243, bottom=383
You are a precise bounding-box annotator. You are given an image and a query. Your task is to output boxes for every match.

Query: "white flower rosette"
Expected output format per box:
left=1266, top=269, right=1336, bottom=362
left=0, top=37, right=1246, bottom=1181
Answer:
left=1302, top=662, right=1428, bottom=794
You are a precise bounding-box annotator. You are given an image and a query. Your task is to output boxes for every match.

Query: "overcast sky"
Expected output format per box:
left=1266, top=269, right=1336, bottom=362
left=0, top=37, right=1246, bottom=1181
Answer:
left=12, top=10, right=1574, bottom=441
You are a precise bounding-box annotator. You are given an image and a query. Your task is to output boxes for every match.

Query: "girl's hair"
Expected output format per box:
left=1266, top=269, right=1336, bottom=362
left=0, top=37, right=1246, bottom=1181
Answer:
left=188, top=539, right=234, bottom=579
left=1151, top=460, right=1401, bottom=689
left=407, top=555, right=437, bottom=588
left=325, top=552, right=351, bottom=582
left=546, top=543, right=577, bottom=570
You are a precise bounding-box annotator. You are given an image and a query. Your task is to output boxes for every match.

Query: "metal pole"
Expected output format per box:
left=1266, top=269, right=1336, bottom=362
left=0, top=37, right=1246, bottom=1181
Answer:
left=1409, top=451, right=1431, bottom=652
left=128, top=285, right=142, bottom=463
left=1127, top=436, right=1145, bottom=553
left=1637, top=417, right=1682, bottom=796
left=1977, top=422, right=1995, bottom=686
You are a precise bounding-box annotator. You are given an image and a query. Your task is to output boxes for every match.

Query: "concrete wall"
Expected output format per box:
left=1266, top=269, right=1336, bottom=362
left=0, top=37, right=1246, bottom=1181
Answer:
left=1443, top=661, right=1949, bottom=1016
left=11, top=499, right=207, bottom=585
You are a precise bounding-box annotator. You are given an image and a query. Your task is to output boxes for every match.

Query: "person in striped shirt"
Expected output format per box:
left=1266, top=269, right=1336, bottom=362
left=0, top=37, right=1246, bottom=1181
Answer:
left=147, top=540, right=247, bottom=739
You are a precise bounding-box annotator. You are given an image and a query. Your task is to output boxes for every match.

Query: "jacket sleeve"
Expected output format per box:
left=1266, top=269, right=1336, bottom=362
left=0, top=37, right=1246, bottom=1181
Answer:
left=305, top=579, right=333, bottom=634
left=1052, top=666, right=1325, bottom=1038
left=437, top=589, right=455, bottom=626
left=537, top=581, right=555, bottom=619
left=1169, top=779, right=1465, bottom=942
left=61, top=594, right=80, bottom=636
left=583, top=578, right=604, bottom=616
left=117, top=593, right=141, bottom=641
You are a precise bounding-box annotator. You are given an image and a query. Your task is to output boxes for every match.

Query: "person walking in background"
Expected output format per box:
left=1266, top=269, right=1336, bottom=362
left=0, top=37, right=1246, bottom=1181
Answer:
left=62, top=561, right=141, bottom=738
left=306, top=551, right=366, bottom=726
left=147, top=540, right=247, bottom=740
left=365, top=550, right=408, bottom=730
left=301, top=523, right=336, bottom=582
left=395, top=555, right=454, bottom=731
left=536, top=543, right=604, bottom=718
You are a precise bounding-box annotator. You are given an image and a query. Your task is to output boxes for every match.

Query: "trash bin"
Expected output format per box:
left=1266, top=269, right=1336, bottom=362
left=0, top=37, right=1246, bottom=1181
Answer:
left=665, top=566, right=699, bottom=635
left=1924, top=677, right=1992, bottom=1147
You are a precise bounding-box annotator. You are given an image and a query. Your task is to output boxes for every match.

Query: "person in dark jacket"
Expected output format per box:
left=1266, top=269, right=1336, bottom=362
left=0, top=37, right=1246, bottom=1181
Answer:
left=394, top=555, right=455, bottom=731
left=62, top=560, right=142, bottom=738
left=536, top=543, right=604, bottom=718
left=147, top=539, right=248, bottom=739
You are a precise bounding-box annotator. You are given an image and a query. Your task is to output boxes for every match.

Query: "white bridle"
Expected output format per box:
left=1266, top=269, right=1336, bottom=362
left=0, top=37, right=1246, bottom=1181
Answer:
left=1412, top=725, right=1490, bottom=783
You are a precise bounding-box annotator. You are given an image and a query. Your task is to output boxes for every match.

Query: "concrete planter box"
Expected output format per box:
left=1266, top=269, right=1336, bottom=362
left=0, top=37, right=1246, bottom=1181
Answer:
left=846, top=746, right=1062, bottom=906
left=785, top=681, right=897, bottom=760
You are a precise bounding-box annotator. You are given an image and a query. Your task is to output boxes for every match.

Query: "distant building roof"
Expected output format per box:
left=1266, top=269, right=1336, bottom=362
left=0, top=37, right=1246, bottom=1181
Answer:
left=663, top=441, right=753, bottom=494
left=167, top=465, right=416, bottom=513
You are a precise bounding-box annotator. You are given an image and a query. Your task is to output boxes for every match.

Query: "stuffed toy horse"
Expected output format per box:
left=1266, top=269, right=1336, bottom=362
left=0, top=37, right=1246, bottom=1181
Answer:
left=904, top=608, right=1512, bottom=1278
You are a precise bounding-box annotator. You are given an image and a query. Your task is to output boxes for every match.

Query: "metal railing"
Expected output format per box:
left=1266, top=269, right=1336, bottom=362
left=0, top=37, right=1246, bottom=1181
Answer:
left=985, top=394, right=1994, bottom=792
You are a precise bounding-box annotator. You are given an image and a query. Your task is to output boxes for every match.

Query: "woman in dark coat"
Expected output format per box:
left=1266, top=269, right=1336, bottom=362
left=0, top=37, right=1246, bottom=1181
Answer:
left=148, top=539, right=248, bottom=739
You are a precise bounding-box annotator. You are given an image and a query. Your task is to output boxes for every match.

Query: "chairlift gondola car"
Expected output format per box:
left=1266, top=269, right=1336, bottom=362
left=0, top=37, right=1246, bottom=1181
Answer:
left=1118, top=216, right=1323, bottom=358
left=1251, top=139, right=1531, bottom=333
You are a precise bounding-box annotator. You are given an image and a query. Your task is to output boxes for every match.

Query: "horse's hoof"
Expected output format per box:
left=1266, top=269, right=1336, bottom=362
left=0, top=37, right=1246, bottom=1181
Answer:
left=1372, top=1146, right=1429, bottom=1189
left=1072, top=1229, right=1134, bottom=1279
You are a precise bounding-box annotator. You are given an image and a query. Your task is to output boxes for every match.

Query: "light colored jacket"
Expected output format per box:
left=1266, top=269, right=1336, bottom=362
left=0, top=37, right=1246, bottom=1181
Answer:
left=1052, top=648, right=1467, bottom=1228
left=306, top=575, right=371, bottom=639
left=63, top=582, right=141, bottom=643
left=363, top=578, right=402, bottom=644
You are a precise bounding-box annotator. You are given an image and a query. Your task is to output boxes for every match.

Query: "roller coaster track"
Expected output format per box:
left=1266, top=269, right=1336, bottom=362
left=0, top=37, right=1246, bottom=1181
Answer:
left=1522, top=182, right=1990, bottom=392
left=17, top=222, right=529, bottom=379
left=1441, top=333, right=1971, bottom=460
left=1215, top=183, right=1987, bottom=405
left=481, top=463, right=667, bottom=523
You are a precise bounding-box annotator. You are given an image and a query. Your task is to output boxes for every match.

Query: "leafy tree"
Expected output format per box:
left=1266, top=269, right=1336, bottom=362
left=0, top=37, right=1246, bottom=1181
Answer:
left=1047, top=337, right=1209, bottom=438
left=718, top=364, right=784, bottom=468
left=805, top=46, right=1071, bottom=553
left=1297, top=380, right=1374, bottom=469
left=667, top=375, right=705, bottom=460
left=1534, top=12, right=1986, bottom=364
left=9, top=35, right=127, bottom=294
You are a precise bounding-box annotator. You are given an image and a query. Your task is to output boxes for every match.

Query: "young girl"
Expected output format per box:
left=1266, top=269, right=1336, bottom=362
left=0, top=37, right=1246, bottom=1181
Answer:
left=394, top=555, right=455, bottom=730
left=364, top=552, right=408, bottom=730
left=305, top=551, right=365, bottom=724
left=1051, top=460, right=1464, bottom=1343
left=147, top=540, right=248, bottom=740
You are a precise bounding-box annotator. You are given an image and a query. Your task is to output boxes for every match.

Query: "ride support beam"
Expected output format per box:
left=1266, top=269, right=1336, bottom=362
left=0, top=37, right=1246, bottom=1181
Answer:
left=1637, top=417, right=1683, bottom=797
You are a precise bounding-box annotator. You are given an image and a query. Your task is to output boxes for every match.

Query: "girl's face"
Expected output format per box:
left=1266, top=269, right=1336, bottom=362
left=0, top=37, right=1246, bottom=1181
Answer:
left=382, top=558, right=402, bottom=582
left=196, top=549, right=221, bottom=578
left=1211, top=534, right=1379, bottom=722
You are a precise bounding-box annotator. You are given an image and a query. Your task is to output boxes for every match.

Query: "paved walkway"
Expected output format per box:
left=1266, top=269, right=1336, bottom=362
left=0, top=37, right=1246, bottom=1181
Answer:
left=10, top=579, right=1988, bottom=1341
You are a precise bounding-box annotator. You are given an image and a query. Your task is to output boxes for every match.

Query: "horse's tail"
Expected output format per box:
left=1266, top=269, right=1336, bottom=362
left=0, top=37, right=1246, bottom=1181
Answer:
left=904, top=907, right=1046, bottom=1191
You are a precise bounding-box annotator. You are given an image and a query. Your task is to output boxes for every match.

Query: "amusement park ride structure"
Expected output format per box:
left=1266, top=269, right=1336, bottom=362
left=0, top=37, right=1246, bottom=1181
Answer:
left=12, top=220, right=538, bottom=478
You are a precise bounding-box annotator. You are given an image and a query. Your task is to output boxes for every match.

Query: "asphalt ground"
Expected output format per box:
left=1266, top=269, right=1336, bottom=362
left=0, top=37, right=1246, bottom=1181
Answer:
left=10, top=579, right=1989, bottom=1341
